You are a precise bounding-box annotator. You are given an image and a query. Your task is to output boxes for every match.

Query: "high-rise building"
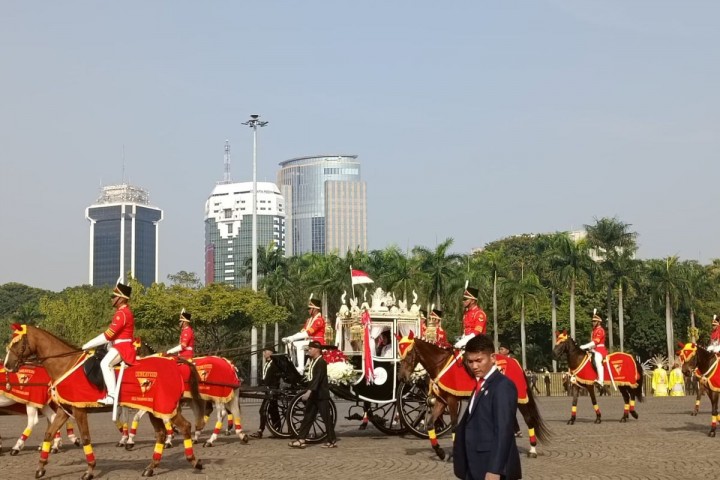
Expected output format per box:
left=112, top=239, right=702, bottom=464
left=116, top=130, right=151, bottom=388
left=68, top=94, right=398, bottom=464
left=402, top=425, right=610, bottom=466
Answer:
left=86, top=184, right=163, bottom=287
left=204, top=182, right=285, bottom=287
left=277, top=155, right=367, bottom=256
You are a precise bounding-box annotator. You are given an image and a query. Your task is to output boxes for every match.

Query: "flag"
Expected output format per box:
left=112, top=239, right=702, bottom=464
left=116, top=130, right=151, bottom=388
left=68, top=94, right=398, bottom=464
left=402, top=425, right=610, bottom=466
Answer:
left=351, top=269, right=374, bottom=286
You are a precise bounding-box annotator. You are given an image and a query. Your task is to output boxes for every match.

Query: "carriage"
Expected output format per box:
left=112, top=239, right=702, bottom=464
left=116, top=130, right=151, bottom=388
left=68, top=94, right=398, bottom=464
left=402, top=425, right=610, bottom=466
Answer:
left=243, top=288, right=453, bottom=441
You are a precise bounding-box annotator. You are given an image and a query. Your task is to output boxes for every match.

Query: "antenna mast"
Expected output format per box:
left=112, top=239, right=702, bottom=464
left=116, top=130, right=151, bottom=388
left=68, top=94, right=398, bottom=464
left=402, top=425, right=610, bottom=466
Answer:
left=223, top=140, right=231, bottom=183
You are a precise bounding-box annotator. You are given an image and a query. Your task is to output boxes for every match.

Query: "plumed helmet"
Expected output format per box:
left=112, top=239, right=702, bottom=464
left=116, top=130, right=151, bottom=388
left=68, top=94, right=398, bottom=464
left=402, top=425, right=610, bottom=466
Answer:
left=463, top=287, right=479, bottom=300
left=113, top=282, right=132, bottom=299
left=180, top=310, right=192, bottom=322
left=308, top=298, right=322, bottom=310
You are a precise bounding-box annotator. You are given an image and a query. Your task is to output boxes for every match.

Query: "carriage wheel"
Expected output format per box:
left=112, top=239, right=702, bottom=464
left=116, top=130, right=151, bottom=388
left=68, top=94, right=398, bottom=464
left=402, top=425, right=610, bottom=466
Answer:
left=367, top=401, right=409, bottom=435
left=264, top=395, right=293, bottom=439
left=288, top=393, right=337, bottom=444
left=397, top=381, right=456, bottom=439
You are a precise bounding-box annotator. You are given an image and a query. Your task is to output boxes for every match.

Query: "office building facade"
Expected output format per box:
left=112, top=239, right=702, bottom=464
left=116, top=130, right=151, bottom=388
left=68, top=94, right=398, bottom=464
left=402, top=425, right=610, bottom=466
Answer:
left=204, top=182, right=285, bottom=287
left=86, top=184, right=163, bottom=287
left=277, top=155, right=367, bottom=256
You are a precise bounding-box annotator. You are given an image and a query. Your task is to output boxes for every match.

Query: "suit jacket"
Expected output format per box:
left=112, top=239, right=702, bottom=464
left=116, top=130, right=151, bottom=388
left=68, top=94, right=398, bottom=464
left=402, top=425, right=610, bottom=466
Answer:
left=453, top=370, right=521, bottom=480
left=306, top=356, right=330, bottom=400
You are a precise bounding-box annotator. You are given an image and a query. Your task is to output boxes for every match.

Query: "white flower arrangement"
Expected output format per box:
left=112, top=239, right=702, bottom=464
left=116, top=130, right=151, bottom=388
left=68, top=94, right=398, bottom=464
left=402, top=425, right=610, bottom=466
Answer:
left=410, top=364, right=428, bottom=383
left=327, top=361, right=359, bottom=385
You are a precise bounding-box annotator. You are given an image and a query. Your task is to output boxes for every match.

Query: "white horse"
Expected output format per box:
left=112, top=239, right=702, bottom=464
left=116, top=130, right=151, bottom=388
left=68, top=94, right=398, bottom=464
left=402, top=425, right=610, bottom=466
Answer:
left=0, top=395, right=79, bottom=455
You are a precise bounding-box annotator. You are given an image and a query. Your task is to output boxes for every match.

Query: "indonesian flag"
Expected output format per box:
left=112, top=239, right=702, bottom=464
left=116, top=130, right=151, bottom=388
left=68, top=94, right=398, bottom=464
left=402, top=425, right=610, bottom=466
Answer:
left=351, top=269, right=374, bottom=286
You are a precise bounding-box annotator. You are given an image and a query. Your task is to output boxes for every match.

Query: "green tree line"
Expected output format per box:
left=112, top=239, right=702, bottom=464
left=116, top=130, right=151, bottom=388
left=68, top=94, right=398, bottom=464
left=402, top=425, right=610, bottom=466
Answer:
left=2, top=217, right=719, bottom=372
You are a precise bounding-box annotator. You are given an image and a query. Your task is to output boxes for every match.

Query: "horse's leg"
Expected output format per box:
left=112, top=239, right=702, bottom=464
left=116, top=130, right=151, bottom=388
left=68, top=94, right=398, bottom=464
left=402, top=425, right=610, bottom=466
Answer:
left=568, top=384, right=579, bottom=425
left=709, top=392, right=718, bottom=437
left=204, top=402, right=228, bottom=447
left=160, top=412, right=202, bottom=473
left=619, top=387, right=630, bottom=423
left=65, top=418, right=80, bottom=446
left=427, top=397, right=448, bottom=460
left=163, top=420, right=175, bottom=449
left=143, top=414, right=168, bottom=477
left=116, top=407, right=129, bottom=447
left=359, top=401, right=370, bottom=430
left=225, top=409, right=234, bottom=435
left=692, top=383, right=702, bottom=416
left=11, top=405, right=39, bottom=455
left=518, top=404, right=538, bottom=458
left=586, top=385, right=601, bottom=424
left=225, top=392, right=249, bottom=444
left=126, top=409, right=145, bottom=450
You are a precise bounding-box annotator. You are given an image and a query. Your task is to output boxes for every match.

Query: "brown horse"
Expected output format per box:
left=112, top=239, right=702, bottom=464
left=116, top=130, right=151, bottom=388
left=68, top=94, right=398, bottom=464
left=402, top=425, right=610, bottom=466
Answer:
left=3, top=324, right=205, bottom=479
left=678, top=342, right=720, bottom=436
left=397, top=334, right=550, bottom=460
left=553, top=331, right=643, bottom=425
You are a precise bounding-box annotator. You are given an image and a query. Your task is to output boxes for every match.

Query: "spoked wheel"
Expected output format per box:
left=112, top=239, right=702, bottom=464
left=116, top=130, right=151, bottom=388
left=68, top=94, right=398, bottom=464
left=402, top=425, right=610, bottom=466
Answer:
left=264, top=396, right=293, bottom=439
left=397, top=381, right=456, bottom=439
left=367, top=401, right=408, bottom=435
left=288, top=393, right=337, bottom=444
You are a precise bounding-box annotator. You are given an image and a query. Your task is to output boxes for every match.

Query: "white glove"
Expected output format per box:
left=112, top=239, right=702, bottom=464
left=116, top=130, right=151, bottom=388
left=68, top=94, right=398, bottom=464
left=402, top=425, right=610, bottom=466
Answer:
left=580, top=342, right=595, bottom=350
left=709, top=345, right=719, bottom=353
left=281, top=337, right=289, bottom=344
left=82, top=333, right=108, bottom=351
left=454, top=334, right=475, bottom=349
left=287, top=331, right=308, bottom=342
left=167, top=345, right=182, bottom=354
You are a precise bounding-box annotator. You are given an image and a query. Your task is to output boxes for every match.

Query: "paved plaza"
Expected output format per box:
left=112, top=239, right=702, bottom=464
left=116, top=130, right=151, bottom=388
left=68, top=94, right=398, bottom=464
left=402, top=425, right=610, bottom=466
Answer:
left=0, top=395, right=717, bottom=479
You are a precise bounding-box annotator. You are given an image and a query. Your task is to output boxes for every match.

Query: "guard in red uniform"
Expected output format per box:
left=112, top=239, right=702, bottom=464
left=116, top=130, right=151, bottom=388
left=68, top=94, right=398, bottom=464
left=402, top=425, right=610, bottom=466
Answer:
left=580, top=310, right=607, bottom=386
left=167, top=310, right=195, bottom=359
left=708, top=315, right=720, bottom=353
left=419, top=309, right=428, bottom=339
left=283, top=297, right=325, bottom=374
left=435, top=317, right=450, bottom=348
left=455, top=286, right=487, bottom=348
left=81, top=281, right=136, bottom=405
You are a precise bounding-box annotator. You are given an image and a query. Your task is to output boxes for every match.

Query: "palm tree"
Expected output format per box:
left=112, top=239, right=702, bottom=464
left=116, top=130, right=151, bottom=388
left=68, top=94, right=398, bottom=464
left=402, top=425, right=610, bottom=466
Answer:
left=13, top=302, right=43, bottom=324
left=549, top=233, right=595, bottom=339
left=535, top=233, right=566, bottom=371
left=501, top=262, right=544, bottom=369
left=477, top=248, right=506, bottom=350
left=381, top=246, right=424, bottom=304
left=412, top=238, right=463, bottom=309
left=585, top=217, right=638, bottom=351
left=681, top=260, right=711, bottom=342
left=606, top=251, right=640, bottom=352
left=647, top=256, right=685, bottom=361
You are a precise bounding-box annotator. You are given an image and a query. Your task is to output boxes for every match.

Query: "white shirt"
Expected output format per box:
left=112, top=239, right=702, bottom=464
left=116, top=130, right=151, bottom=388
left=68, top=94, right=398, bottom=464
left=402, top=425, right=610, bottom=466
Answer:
left=468, top=366, right=498, bottom=413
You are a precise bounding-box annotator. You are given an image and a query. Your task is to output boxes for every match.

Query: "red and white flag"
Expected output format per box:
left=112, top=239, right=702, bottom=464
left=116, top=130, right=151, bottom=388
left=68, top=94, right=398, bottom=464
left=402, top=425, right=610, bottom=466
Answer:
left=351, top=269, right=374, bottom=286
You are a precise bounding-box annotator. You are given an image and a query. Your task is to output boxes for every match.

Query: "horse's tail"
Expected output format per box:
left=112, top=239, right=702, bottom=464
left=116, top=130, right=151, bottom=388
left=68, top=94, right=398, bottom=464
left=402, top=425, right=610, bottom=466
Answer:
left=633, top=355, right=645, bottom=402
left=521, top=372, right=552, bottom=444
left=178, top=358, right=207, bottom=429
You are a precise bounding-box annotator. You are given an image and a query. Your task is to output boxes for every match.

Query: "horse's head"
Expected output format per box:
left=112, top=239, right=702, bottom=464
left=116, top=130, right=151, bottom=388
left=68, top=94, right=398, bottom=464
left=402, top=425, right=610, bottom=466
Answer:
left=552, top=330, right=570, bottom=360
left=4, top=324, right=35, bottom=372
left=396, top=331, right=417, bottom=382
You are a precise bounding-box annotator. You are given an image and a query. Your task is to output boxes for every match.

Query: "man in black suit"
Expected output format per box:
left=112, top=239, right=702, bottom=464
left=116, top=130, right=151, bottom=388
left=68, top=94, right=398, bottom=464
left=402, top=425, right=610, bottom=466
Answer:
left=454, top=334, right=521, bottom=480
left=288, top=341, right=337, bottom=448
left=251, top=345, right=282, bottom=439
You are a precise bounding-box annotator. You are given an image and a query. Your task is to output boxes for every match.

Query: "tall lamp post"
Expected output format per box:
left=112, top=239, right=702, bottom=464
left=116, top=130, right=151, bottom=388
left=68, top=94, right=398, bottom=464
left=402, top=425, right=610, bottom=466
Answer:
left=242, top=114, right=268, bottom=386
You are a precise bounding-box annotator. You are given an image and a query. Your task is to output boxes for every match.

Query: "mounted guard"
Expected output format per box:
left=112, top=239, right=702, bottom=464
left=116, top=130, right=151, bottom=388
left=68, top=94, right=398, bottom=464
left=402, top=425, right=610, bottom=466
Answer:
left=80, top=280, right=136, bottom=405
left=454, top=286, right=487, bottom=349
left=167, top=309, right=195, bottom=359
left=708, top=315, right=720, bottom=353
left=580, top=309, right=607, bottom=387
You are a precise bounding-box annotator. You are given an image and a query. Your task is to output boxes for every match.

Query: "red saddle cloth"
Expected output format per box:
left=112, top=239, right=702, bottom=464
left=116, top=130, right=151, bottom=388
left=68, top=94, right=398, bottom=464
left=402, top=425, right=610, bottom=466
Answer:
left=435, top=353, right=529, bottom=404
left=572, top=352, right=640, bottom=387
left=0, top=364, right=51, bottom=408
left=53, top=355, right=185, bottom=417
left=180, top=356, right=240, bottom=403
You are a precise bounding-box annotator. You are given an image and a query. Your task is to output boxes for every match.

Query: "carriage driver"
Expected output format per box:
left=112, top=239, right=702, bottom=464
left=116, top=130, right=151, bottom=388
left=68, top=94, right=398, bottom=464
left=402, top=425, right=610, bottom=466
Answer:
left=81, top=281, right=136, bottom=405
left=707, top=315, right=720, bottom=353
left=454, top=287, right=487, bottom=349
left=580, top=310, right=608, bottom=386
left=282, top=298, right=325, bottom=375
left=166, top=310, right=195, bottom=359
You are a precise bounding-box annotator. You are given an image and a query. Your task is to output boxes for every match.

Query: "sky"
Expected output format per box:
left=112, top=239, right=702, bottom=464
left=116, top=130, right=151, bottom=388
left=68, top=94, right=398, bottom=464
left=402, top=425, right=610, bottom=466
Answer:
left=1, top=1, right=719, bottom=292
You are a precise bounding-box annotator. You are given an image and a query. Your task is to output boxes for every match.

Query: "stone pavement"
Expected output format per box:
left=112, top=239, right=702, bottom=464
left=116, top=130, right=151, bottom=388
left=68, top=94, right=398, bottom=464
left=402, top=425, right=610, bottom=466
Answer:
left=0, top=395, right=718, bottom=479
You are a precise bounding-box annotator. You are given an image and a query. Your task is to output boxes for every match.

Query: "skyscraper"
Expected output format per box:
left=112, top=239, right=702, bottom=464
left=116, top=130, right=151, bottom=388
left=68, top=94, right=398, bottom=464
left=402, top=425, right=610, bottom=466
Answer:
left=204, top=182, right=285, bottom=287
left=277, top=155, right=367, bottom=256
left=86, top=184, right=163, bottom=287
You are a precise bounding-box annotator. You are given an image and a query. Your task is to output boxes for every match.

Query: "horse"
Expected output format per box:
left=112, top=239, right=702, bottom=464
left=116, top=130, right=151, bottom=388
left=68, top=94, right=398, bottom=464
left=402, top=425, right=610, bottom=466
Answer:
left=0, top=363, right=80, bottom=456
left=553, top=331, right=643, bottom=425
left=678, top=342, right=720, bottom=436
left=3, top=324, right=205, bottom=479
left=397, top=333, right=550, bottom=460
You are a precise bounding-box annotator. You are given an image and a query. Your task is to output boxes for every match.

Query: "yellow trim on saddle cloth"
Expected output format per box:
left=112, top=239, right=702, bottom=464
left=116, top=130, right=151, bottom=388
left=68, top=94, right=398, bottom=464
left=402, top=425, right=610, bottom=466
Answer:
left=569, top=353, right=597, bottom=386
left=50, top=353, right=111, bottom=408
left=701, top=361, right=720, bottom=392
left=435, top=355, right=474, bottom=397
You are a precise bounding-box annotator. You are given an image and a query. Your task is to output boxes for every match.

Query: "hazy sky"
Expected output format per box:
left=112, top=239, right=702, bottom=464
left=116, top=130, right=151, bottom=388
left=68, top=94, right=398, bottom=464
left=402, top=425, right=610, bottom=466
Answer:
left=2, top=1, right=718, bottom=292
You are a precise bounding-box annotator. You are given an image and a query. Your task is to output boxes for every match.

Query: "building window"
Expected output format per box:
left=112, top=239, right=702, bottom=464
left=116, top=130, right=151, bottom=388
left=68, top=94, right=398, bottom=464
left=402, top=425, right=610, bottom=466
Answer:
left=228, top=224, right=233, bottom=234
left=224, top=209, right=232, bottom=219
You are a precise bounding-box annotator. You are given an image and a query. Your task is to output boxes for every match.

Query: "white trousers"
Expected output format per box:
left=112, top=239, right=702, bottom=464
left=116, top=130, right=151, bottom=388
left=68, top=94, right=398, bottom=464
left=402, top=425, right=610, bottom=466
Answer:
left=100, top=347, right=121, bottom=398
left=292, top=340, right=309, bottom=374
left=592, top=351, right=604, bottom=384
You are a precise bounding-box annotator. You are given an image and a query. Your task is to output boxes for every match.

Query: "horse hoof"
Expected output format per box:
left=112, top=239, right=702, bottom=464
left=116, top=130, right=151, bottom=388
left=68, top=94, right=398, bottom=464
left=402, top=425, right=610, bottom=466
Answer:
left=193, top=439, right=199, bottom=444
left=436, top=448, right=446, bottom=461
left=194, top=459, right=203, bottom=470
left=709, top=431, right=716, bottom=438
left=527, top=452, right=538, bottom=458
left=620, top=417, right=627, bottom=423
left=567, top=419, right=575, bottom=425
left=81, top=472, right=94, bottom=480
left=358, top=423, right=368, bottom=431
left=203, top=441, right=213, bottom=448
left=10, top=449, right=19, bottom=456
left=240, top=435, right=249, bottom=445
left=164, top=443, right=173, bottom=449
left=35, top=469, right=46, bottom=479
left=142, top=468, right=154, bottom=477
left=74, top=439, right=81, bottom=447
left=51, top=447, right=59, bottom=454
left=595, top=419, right=602, bottom=424
left=116, top=442, right=125, bottom=447
left=630, top=411, right=639, bottom=419
left=125, top=443, right=135, bottom=451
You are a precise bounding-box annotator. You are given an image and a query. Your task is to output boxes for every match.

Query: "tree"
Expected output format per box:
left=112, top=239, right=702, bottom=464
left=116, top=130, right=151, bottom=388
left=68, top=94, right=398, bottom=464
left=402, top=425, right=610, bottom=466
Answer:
left=646, top=256, right=685, bottom=362
left=549, top=234, right=595, bottom=340
left=585, top=217, right=638, bottom=351
left=412, top=238, right=463, bottom=310
left=501, top=262, right=544, bottom=369
left=166, top=271, right=202, bottom=289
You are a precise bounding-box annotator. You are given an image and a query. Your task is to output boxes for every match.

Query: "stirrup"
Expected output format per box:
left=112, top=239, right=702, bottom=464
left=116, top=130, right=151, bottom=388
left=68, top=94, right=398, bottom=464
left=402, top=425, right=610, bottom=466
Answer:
left=98, top=396, right=115, bottom=405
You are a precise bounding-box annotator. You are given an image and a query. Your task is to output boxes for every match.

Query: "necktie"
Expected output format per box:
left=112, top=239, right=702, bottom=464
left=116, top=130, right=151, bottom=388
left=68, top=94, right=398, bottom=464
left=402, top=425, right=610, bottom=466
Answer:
left=474, top=378, right=484, bottom=397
